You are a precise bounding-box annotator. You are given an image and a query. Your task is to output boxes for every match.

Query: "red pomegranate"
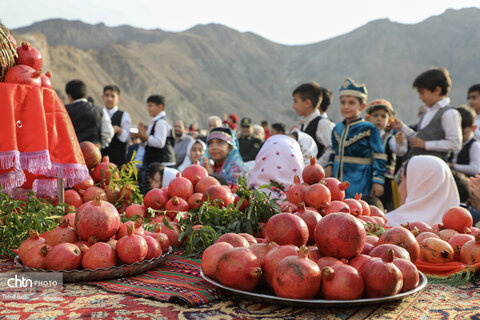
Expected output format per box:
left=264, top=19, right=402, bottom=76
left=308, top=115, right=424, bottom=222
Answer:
left=321, top=264, right=364, bottom=300
left=324, top=178, right=349, bottom=201
left=156, top=222, right=183, bottom=248
left=392, top=258, right=420, bottom=292
left=40, top=71, right=52, bottom=88
left=74, top=236, right=97, bottom=250
left=304, top=183, right=331, bottom=210
left=285, top=176, right=307, bottom=205
left=143, top=235, right=163, bottom=260
left=64, top=189, right=83, bottom=208
left=263, top=245, right=299, bottom=287
left=146, top=225, right=170, bottom=253
left=74, top=177, right=95, bottom=193
left=360, top=249, right=403, bottom=298
left=437, top=229, right=459, bottom=242
left=343, top=198, right=363, bottom=216
left=324, top=200, right=350, bottom=216
left=248, top=242, right=279, bottom=269
left=18, top=230, right=45, bottom=261
left=279, top=201, right=298, bottom=213
left=266, top=213, right=309, bottom=247
left=79, top=141, right=101, bottom=169
left=402, top=221, right=432, bottom=235
left=182, top=161, right=208, bottom=186
left=460, top=234, right=480, bottom=264
left=233, top=194, right=249, bottom=211
left=46, top=220, right=78, bottom=246
left=314, top=212, right=366, bottom=259
left=349, top=254, right=373, bottom=272
left=203, top=185, right=234, bottom=208
left=15, top=42, right=42, bottom=70
left=272, top=245, right=321, bottom=299
left=294, top=203, right=322, bottom=244
left=216, top=233, right=250, bottom=247
left=371, top=216, right=387, bottom=226
left=168, top=173, right=194, bottom=200
left=75, top=194, right=122, bottom=241
left=45, top=243, right=82, bottom=271
left=361, top=243, right=375, bottom=255
left=355, top=193, right=370, bottom=216
left=442, top=207, right=473, bottom=233
left=4, top=64, right=41, bottom=86
left=302, top=156, right=325, bottom=185
left=416, top=232, right=440, bottom=244
left=449, top=233, right=475, bottom=260
left=369, top=205, right=386, bottom=219
left=420, top=238, right=454, bottom=263
left=377, top=226, right=420, bottom=262
left=116, top=224, right=148, bottom=264
left=125, top=204, right=147, bottom=218
left=216, top=247, right=262, bottom=291
left=116, top=218, right=145, bottom=239
left=308, top=246, right=323, bottom=261
left=358, top=215, right=377, bottom=225
left=144, top=188, right=169, bottom=210
left=370, top=244, right=411, bottom=261
left=238, top=233, right=257, bottom=245
left=201, top=242, right=234, bottom=280
left=80, top=186, right=107, bottom=203
left=195, top=176, right=221, bottom=194
left=92, top=158, right=117, bottom=184
left=187, top=193, right=204, bottom=210
left=22, top=244, right=50, bottom=269
left=165, top=196, right=189, bottom=219
left=81, top=242, right=117, bottom=269
left=316, top=256, right=343, bottom=270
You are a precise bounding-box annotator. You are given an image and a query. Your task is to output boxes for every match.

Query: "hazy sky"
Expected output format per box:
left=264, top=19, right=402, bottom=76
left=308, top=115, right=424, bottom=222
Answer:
left=1, top=0, right=478, bottom=45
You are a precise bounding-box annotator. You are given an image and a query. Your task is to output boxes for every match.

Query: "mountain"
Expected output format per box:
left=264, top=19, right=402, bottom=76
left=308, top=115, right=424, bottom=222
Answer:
left=11, top=7, right=480, bottom=129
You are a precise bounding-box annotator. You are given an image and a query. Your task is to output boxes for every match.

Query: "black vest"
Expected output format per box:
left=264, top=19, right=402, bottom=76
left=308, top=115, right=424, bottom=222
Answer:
left=303, top=116, right=331, bottom=159
left=143, top=118, right=176, bottom=166
left=457, top=138, right=476, bottom=165
left=101, top=110, right=127, bottom=166
left=65, top=100, right=102, bottom=145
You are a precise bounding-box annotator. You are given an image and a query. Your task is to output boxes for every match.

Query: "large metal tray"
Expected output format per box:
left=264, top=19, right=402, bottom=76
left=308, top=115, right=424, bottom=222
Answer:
left=14, top=248, right=171, bottom=283
left=200, top=269, right=428, bottom=307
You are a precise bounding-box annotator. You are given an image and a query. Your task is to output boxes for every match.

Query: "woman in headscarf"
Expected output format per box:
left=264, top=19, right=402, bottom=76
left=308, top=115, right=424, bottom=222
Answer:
left=385, top=155, right=460, bottom=226
left=177, top=139, right=206, bottom=172
left=289, top=129, right=318, bottom=167
left=202, top=127, right=245, bottom=186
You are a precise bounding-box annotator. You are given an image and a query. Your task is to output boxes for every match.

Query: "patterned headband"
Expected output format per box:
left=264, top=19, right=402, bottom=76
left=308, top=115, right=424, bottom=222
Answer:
left=207, top=131, right=234, bottom=146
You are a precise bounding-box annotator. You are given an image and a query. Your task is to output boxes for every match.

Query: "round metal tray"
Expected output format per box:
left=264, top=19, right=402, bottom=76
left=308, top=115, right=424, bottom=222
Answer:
left=200, top=269, right=428, bottom=307
left=14, top=248, right=171, bottom=283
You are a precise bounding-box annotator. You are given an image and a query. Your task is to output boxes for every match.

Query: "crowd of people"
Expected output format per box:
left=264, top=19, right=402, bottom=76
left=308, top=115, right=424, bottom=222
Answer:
left=63, top=66, right=480, bottom=227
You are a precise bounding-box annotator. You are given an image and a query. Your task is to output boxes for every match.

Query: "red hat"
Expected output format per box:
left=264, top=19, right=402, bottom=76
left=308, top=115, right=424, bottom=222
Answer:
left=229, top=114, right=238, bottom=123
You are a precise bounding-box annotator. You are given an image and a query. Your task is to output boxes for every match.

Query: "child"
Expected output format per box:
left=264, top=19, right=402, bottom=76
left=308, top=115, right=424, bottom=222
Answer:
left=325, top=78, right=386, bottom=199
left=177, top=139, right=206, bottom=172
left=449, top=106, right=480, bottom=176
left=366, top=99, right=405, bottom=211
left=467, top=84, right=480, bottom=139
left=137, top=95, right=176, bottom=167
left=390, top=67, right=462, bottom=162
left=292, top=82, right=335, bottom=168
left=140, top=162, right=179, bottom=195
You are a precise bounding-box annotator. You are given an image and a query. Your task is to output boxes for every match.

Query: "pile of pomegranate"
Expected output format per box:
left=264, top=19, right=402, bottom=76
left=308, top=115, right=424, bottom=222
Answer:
left=1, top=32, right=53, bottom=88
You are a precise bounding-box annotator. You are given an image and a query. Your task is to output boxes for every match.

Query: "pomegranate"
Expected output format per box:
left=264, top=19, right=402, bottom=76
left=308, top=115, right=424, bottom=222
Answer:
left=201, top=242, right=234, bottom=280
left=216, top=233, right=249, bottom=247
left=107, top=239, right=117, bottom=250
left=449, top=234, right=474, bottom=260
left=308, top=246, right=322, bottom=261
left=361, top=243, right=375, bottom=254
left=392, top=259, right=420, bottom=292
left=182, top=161, right=208, bottom=186
left=74, top=178, right=95, bottom=193
left=263, top=245, right=299, bottom=287
left=279, top=201, right=298, bottom=213
left=165, top=196, right=189, bottom=219
left=265, top=213, right=309, bottom=247
left=285, top=175, right=307, bottom=205
left=324, top=177, right=349, bottom=201
left=442, top=207, right=473, bottom=233
left=371, top=216, right=387, bottom=226
left=460, top=234, right=480, bottom=264
left=144, top=188, right=169, bottom=210
left=187, top=193, right=204, bottom=210
left=294, top=203, right=322, bottom=244
left=203, top=185, right=234, bottom=208
left=420, top=238, right=454, bottom=263
left=116, top=224, right=148, bottom=264
left=40, top=71, right=52, bottom=89
left=116, top=218, right=145, bottom=239
left=470, top=227, right=480, bottom=237
left=272, top=245, right=321, bottom=299
left=81, top=242, right=116, bottom=269
left=238, top=233, right=257, bottom=245
left=304, top=183, right=331, bottom=210
left=4, top=64, right=41, bottom=86
left=365, top=235, right=379, bottom=246
left=377, top=226, right=420, bottom=262
left=314, top=212, right=366, bottom=259
left=15, top=42, right=42, bottom=70
left=302, top=156, right=325, bottom=185
left=370, top=205, right=386, bottom=219
left=370, top=244, right=411, bottom=261
left=79, top=141, right=101, bottom=169
left=147, top=224, right=170, bottom=253
left=316, top=256, right=343, bottom=269
left=233, top=194, right=249, bottom=211
left=323, top=200, right=350, bottom=216
left=402, top=221, right=432, bottom=235
left=437, top=229, right=459, bottom=242
left=46, top=243, right=82, bottom=271
left=216, top=247, right=262, bottom=291
left=431, top=223, right=444, bottom=234
left=248, top=242, right=279, bottom=269
left=80, top=186, right=107, bottom=203
left=355, top=194, right=370, bottom=216
left=75, top=194, right=122, bottom=241
left=22, top=244, right=50, bottom=269
left=195, top=176, right=220, bottom=194
left=360, top=249, right=403, bottom=298
left=168, top=173, right=194, bottom=200
left=349, top=254, right=372, bottom=272
left=104, top=184, right=121, bottom=204
left=46, top=220, right=78, bottom=246
left=321, top=264, right=364, bottom=300
left=358, top=215, right=377, bottom=225
left=343, top=198, right=363, bottom=216
left=125, top=204, right=147, bottom=218
left=64, top=189, right=83, bottom=208
left=18, top=230, right=45, bottom=261
left=416, top=232, right=440, bottom=244
left=92, top=158, right=117, bottom=184
left=143, top=235, right=163, bottom=260
left=156, top=222, right=182, bottom=248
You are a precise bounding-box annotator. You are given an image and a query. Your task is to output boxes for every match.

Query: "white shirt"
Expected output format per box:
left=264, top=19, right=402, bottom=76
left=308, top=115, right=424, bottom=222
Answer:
left=72, top=98, right=114, bottom=148
left=451, top=136, right=480, bottom=176
left=380, top=130, right=408, bottom=157
left=299, top=110, right=335, bottom=168
left=104, top=106, right=132, bottom=143
left=475, top=115, right=480, bottom=140
left=146, top=111, right=171, bottom=149
left=400, top=97, right=462, bottom=152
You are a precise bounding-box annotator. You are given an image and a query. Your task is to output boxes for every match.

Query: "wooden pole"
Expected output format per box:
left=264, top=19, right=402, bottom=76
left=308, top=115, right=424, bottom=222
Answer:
left=57, top=177, right=65, bottom=206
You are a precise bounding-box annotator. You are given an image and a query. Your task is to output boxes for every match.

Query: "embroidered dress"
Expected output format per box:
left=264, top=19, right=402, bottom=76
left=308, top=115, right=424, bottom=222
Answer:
left=328, top=118, right=386, bottom=198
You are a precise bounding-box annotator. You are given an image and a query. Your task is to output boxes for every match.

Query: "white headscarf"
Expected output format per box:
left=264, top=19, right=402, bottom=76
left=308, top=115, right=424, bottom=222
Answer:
left=177, top=139, right=206, bottom=172
left=386, top=155, right=459, bottom=227
left=293, top=129, right=318, bottom=167
left=162, top=167, right=180, bottom=188
left=248, top=135, right=304, bottom=198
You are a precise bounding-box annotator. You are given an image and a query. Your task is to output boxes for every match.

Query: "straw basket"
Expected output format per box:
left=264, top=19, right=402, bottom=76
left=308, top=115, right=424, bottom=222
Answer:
left=0, top=24, right=17, bottom=81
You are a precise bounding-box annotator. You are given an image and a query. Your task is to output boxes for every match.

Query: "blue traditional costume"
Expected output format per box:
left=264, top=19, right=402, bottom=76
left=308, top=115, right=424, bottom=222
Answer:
left=327, top=78, right=386, bottom=198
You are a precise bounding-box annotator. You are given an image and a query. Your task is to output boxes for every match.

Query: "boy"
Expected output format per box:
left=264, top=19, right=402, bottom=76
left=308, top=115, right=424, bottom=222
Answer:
left=101, top=85, right=131, bottom=166
left=292, top=82, right=334, bottom=167
left=325, top=78, right=386, bottom=199
left=467, top=84, right=480, bottom=140
left=137, top=95, right=176, bottom=167
left=449, top=106, right=480, bottom=176
left=390, top=67, right=462, bottom=162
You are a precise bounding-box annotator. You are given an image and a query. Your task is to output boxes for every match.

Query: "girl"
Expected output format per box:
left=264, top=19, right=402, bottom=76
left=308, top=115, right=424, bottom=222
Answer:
left=177, top=139, right=206, bottom=172
left=141, top=162, right=179, bottom=195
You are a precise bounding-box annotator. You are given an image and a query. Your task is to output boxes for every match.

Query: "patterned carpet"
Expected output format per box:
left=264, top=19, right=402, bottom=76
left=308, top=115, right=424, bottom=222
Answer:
left=2, top=257, right=480, bottom=320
